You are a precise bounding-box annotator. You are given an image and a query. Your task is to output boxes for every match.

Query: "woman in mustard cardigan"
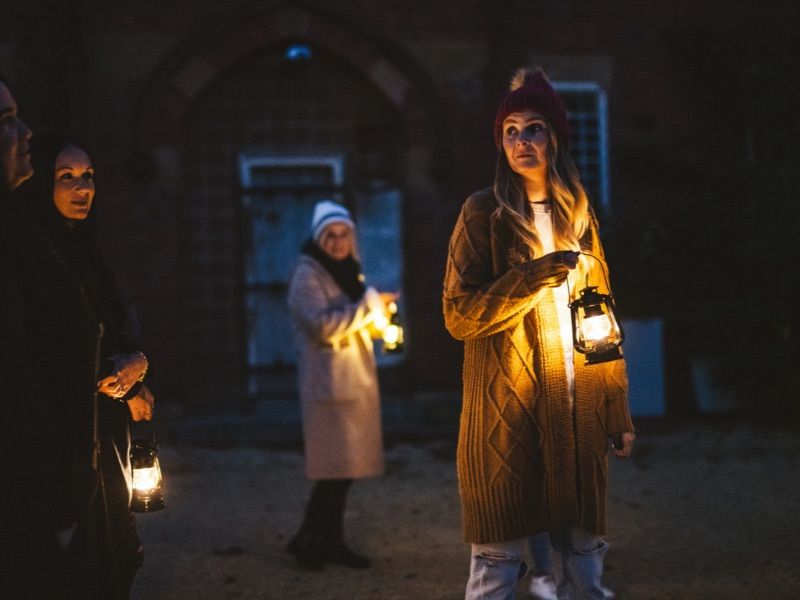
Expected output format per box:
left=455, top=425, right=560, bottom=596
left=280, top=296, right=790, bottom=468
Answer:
left=443, top=69, right=635, bottom=600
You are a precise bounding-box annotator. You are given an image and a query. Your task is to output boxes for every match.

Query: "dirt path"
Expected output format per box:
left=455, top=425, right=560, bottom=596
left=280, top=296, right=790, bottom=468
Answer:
left=131, top=418, right=800, bottom=599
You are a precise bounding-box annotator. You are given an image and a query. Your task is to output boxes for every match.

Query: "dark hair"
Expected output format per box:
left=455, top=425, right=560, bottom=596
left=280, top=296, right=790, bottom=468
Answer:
left=22, top=131, right=128, bottom=334
left=23, top=131, right=98, bottom=238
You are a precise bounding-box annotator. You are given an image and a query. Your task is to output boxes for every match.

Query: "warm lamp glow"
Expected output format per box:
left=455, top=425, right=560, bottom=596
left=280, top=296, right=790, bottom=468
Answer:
left=373, top=313, right=389, bottom=331
left=380, top=300, right=404, bottom=353
left=383, top=324, right=401, bottom=346
left=580, top=314, right=612, bottom=341
left=568, top=254, right=625, bottom=365
left=131, top=441, right=166, bottom=513
left=132, top=466, right=161, bottom=493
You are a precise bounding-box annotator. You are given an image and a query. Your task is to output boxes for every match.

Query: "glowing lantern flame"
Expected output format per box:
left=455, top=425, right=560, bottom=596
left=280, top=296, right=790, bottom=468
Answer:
left=133, top=466, right=161, bottom=493
left=581, top=314, right=613, bottom=342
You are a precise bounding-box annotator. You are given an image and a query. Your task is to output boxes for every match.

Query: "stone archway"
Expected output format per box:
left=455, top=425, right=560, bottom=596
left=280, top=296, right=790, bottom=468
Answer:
left=136, top=3, right=441, bottom=172
left=135, top=4, right=446, bottom=412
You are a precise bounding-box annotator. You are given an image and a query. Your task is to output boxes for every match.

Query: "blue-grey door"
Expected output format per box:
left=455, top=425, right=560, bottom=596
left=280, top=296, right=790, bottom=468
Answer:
left=240, top=155, right=405, bottom=400
left=240, top=154, right=345, bottom=399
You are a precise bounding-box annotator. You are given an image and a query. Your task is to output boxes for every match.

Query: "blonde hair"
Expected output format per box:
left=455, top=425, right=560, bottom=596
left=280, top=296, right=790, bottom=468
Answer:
left=492, top=123, right=590, bottom=261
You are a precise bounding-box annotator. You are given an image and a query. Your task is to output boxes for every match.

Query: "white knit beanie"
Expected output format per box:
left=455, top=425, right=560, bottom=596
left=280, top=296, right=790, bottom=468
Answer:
left=311, top=200, right=355, bottom=242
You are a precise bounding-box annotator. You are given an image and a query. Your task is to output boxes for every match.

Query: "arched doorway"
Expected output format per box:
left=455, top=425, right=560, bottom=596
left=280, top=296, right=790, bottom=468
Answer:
left=136, top=4, right=445, bottom=413
left=182, top=43, right=406, bottom=406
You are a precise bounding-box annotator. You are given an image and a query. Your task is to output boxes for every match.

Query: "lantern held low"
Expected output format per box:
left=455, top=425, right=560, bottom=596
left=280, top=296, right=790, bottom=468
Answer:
left=131, top=440, right=166, bottom=513
left=568, top=254, right=625, bottom=365
left=381, top=301, right=404, bottom=353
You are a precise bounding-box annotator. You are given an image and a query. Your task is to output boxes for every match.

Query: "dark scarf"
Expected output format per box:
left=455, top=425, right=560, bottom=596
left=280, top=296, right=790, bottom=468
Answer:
left=301, top=238, right=366, bottom=302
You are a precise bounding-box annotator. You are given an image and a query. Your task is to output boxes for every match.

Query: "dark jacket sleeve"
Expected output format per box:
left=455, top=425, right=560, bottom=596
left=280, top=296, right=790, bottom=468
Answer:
left=0, top=232, right=94, bottom=531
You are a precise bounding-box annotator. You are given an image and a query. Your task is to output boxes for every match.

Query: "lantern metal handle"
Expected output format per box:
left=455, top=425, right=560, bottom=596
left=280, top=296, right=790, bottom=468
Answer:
left=566, top=251, right=625, bottom=364
left=566, top=251, right=613, bottom=304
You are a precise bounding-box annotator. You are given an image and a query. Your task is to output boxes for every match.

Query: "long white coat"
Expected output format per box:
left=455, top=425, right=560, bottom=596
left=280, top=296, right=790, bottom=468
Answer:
left=287, top=254, right=385, bottom=480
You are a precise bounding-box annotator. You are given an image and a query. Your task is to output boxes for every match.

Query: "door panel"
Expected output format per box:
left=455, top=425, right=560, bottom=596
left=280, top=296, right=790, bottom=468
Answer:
left=240, top=156, right=344, bottom=399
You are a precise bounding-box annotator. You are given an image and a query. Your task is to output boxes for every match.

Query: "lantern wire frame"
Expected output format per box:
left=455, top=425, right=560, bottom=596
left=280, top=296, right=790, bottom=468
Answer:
left=131, top=429, right=166, bottom=513
left=382, top=300, right=404, bottom=353
left=566, top=251, right=625, bottom=364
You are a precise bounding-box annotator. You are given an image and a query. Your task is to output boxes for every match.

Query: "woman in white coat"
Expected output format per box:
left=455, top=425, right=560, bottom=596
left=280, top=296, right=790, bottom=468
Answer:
left=286, top=200, right=393, bottom=571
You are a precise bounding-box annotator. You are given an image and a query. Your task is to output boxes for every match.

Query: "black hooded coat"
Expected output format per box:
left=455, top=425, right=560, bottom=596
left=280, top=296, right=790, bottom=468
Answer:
left=13, top=133, right=145, bottom=599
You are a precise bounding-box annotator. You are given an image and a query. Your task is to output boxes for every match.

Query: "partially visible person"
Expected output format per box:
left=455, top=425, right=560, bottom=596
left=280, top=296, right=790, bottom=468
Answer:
left=0, top=77, right=33, bottom=190
left=286, top=200, right=395, bottom=571
left=0, top=75, right=81, bottom=599
left=443, top=68, right=635, bottom=600
left=17, top=132, right=154, bottom=599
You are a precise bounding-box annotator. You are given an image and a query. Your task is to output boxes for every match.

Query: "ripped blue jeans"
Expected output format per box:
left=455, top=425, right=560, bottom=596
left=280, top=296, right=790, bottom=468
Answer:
left=465, top=528, right=607, bottom=600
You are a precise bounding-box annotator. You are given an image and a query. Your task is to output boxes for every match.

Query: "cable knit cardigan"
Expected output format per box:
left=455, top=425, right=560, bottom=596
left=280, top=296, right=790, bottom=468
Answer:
left=443, top=189, right=634, bottom=543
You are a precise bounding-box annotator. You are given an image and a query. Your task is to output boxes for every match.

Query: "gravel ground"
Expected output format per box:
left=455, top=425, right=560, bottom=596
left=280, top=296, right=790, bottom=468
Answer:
left=131, top=417, right=800, bottom=600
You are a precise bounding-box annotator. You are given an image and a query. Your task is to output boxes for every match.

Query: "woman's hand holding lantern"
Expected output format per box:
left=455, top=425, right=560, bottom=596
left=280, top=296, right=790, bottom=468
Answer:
left=97, top=352, right=148, bottom=398
left=526, top=250, right=579, bottom=289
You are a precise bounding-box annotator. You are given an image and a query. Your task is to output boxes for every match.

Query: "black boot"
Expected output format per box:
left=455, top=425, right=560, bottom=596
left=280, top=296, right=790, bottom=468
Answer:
left=286, top=532, right=325, bottom=571
left=323, top=539, right=371, bottom=569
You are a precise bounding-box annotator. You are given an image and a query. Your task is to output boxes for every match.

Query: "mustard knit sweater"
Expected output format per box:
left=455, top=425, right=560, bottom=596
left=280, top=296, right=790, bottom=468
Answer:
left=443, top=189, right=634, bottom=543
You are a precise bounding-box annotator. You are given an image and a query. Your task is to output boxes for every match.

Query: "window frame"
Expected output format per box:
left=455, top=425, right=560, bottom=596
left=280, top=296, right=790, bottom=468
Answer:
left=553, top=81, right=611, bottom=217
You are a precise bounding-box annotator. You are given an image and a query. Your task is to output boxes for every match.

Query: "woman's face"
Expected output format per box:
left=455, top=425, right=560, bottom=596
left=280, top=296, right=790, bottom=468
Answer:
left=319, top=222, right=354, bottom=261
left=501, top=110, right=550, bottom=182
left=53, top=145, right=95, bottom=220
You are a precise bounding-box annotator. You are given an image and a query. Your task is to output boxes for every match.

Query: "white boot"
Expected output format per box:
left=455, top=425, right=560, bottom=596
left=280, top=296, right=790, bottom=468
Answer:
left=528, top=574, right=557, bottom=600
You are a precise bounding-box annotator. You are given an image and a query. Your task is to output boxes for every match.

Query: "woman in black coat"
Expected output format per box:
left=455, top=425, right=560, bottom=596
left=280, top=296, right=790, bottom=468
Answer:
left=19, top=133, right=154, bottom=599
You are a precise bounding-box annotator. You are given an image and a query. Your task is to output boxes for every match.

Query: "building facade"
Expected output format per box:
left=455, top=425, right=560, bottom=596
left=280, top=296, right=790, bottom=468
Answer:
left=1, top=0, right=785, bottom=415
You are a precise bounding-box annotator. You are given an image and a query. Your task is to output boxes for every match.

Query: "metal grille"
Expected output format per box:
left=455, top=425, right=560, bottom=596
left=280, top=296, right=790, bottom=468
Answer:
left=554, top=82, right=610, bottom=215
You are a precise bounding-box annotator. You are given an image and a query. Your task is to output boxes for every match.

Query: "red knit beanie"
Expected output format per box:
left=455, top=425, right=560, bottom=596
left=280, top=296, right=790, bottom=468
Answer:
left=493, top=68, right=570, bottom=149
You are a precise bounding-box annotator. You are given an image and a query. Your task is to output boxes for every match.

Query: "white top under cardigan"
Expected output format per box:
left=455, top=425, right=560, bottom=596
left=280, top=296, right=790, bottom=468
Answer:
left=531, top=201, right=576, bottom=407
